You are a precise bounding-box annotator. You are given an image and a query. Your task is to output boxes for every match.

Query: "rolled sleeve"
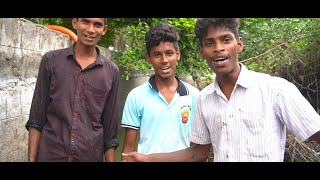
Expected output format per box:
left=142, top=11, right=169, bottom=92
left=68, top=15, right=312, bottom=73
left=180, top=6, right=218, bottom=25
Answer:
left=104, top=138, right=119, bottom=151
left=101, top=64, right=120, bottom=152
left=25, top=53, right=51, bottom=132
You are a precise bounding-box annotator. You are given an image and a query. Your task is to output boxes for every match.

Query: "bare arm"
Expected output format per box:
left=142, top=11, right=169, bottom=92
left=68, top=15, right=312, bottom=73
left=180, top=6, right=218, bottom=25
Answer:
left=121, top=128, right=138, bottom=161
left=104, top=147, right=116, bottom=162
left=122, top=143, right=211, bottom=162
left=28, top=128, right=41, bottom=162
left=310, top=131, right=320, bottom=143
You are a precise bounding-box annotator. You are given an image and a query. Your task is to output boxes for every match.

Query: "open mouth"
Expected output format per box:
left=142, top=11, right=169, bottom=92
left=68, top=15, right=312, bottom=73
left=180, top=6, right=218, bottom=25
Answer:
left=84, top=34, right=95, bottom=41
left=212, top=57, right=228, bottom=62
left=160, top=66, right=170, bottom=73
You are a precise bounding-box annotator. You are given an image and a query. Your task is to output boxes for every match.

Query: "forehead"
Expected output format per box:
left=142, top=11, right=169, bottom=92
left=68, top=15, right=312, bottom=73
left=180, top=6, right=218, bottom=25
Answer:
left=150, top=41, right=177, bottom=53
left=79, top=18, right=105, bottom=24
left=205, top=25, right=234, bottom=39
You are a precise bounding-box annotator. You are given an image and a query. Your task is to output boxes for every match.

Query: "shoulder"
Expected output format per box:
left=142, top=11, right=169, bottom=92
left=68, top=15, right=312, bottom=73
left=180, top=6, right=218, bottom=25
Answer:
left=249, top=69, right=292, bottom=87
left=247, top=69, right=277, bottom=87
left=40, top=47, right=70, bottom=67
left=249, top=70, right=296, bottom=94
left=43, top=47, right=69, bottom=58
left=100, top=55, right=119, bottom=72
left=181, top=80, right=200, bottom=94
left=128, top=81, right=150, bottom=96
left=199, top=83, right=214, bottom=95
left=270, top=76, right=296, bottom=92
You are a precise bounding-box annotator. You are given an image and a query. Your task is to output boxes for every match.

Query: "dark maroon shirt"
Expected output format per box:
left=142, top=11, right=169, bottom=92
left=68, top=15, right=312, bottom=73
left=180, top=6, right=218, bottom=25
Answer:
left=25, top=45, right=119, bottom=162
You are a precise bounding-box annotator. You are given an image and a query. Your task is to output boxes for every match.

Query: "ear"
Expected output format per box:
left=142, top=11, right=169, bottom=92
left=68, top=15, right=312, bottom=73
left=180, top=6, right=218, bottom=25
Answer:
left=146, top=54, right=152, bottom=64
left=71, top=18, right=78, bottom=30
left=102, top=25, right=108, bottom=35
left=176, top=50, right=181, bottom=62
left=237, top=37, right=244, bottom=53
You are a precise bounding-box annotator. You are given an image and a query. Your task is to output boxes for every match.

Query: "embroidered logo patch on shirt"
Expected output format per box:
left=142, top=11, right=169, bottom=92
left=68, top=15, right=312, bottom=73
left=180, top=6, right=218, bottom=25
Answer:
left=181, top=105, right=191, bottom=123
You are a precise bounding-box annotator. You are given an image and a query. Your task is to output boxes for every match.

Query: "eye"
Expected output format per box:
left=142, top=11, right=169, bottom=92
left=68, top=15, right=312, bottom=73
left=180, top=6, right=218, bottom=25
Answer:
left=94, top=23, right=103, bottom=28
left=166, top=52, right=174, bottom=56
left=81, top=19, right=89, bottom=24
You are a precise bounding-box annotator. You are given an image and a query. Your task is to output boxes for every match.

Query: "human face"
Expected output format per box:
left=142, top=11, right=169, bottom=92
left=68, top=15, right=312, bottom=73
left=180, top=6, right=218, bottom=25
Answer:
left=200, top=25, right=243, bottom=78
left=146, top=41, right=180, bottom=80
left=72, top=18, right=107, bottom=47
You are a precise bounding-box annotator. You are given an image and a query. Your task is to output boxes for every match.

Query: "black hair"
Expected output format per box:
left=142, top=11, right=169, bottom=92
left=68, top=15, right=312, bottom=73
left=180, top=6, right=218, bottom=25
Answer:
left=145, top=23, right=180, bottom=55
left=75, top=18, right=108, bottom=25
left=195, top=18, right=240, bottom=46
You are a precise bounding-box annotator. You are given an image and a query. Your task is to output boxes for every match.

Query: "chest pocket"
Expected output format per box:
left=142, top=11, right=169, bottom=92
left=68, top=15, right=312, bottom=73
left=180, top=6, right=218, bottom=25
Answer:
left=85, top=83, right=106, bottom=115
left=240, top=108, right=264, bottom=135
left=239, top=107, right=271, bottom=158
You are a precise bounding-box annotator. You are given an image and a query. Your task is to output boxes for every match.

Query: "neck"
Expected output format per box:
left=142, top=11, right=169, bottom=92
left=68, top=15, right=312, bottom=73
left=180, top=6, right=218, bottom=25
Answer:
left=74, top=43, right=97, bottom=59
left=155, top=75, right=177, bottom=89
left=216, top=64, right=241, bottom=100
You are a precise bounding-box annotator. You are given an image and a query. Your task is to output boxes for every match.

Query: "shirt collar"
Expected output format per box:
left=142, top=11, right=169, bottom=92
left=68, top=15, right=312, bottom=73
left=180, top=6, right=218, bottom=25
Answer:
left=236, top=63, right=250, bottom=89
left=67, top=43, right=104, bottom=66
left=148, top=75, right=189, bottom=96
left=207, top=63, right=251, bottom=95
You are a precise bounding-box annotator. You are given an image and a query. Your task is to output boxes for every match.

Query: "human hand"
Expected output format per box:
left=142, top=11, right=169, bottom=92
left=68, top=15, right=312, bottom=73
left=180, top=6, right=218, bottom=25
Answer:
left=121, top=152, right=148, bottom=162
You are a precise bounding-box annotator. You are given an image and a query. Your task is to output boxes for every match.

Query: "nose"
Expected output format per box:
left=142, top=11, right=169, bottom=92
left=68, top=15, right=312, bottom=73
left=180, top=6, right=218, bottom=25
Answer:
left=213, top=42, right=224, bottom=52
left=160, top=54, right=169, bottom=63
left=87, top=24, right=95, bottom=33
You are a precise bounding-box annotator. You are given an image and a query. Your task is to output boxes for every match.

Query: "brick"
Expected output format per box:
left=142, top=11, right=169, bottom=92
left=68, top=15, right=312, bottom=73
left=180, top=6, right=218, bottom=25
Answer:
left=6, top=89, right=21, bottom=118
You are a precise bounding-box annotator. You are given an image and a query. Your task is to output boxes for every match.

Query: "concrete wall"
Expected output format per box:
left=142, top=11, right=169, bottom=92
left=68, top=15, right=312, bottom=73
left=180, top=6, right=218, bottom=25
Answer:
left=0, top=18, right=142, bottom=162
left=0, top=18, right=75, bottom=161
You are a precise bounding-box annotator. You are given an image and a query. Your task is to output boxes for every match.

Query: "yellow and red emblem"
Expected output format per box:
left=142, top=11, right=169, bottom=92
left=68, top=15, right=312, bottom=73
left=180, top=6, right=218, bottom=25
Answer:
left=181, top=108, right=190, bottom=123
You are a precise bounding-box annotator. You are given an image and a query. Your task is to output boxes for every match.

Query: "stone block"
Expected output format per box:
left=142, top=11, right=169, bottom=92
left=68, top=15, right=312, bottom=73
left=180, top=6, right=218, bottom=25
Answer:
left=20, top=49, right=42, bottom=79
left=21, top=85, right=35, bottom=115
left=0, top=18, right=22, bottom=48
left=0, top=46, right=15, bottom=80
left=38, top=26, right=56, bottom=53
left=6, top=88, right=21, bottom=118
left=55, top=33, right=70, bottom=49
left=0, top=91, right=6, bottom=120
left=21, top=20, right=38, bottom=51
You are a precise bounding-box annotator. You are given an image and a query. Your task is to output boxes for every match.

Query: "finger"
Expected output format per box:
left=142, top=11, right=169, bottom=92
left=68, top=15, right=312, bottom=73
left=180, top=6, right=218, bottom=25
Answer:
left=122, top=153, right=129, bottom=157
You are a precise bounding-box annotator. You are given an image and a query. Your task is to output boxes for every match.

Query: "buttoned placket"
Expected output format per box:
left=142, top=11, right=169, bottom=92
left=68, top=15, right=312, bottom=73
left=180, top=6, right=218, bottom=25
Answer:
left=68, top=67, right=83, bottom=161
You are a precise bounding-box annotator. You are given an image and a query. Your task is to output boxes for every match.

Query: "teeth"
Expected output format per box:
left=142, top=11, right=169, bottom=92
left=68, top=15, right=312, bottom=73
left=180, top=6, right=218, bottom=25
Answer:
left=84, top=35, right=94, bottom=39
left=213, top=57, right=227, bottom=61
left=161, top=67, right=170, bottom=70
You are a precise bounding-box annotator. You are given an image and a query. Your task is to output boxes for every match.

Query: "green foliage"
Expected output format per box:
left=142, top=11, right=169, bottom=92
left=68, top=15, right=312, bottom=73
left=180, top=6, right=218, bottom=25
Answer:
left=168, top=18, right=210, bottom=79
left=239, top=18, right=320, bottom=74
left=111, top=21, right=150, bottom=80
left=111, top=18, right=211, bottom=82
left=25, top=18, right=320, bottom=92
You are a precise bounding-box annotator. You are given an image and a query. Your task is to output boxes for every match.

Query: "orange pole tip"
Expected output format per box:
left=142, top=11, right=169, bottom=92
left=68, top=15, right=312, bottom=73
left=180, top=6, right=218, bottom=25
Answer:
left=45, top=25, right=77, bottom=42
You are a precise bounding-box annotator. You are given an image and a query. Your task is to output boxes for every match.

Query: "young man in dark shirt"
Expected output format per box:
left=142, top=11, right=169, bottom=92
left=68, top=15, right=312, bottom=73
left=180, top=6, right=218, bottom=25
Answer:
left=25, top=18, right=120, bottom=162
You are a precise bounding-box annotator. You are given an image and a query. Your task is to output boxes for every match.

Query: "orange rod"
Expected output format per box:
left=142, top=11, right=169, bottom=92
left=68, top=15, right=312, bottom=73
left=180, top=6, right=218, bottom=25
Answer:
left=45, top=25, right=77, bottom=42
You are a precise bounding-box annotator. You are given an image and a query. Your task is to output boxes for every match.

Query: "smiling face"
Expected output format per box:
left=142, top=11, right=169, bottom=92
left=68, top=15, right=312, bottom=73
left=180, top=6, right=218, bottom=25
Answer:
left=200, top=25, right=243, bottom=78
left=146, top=41, right=180, bottom=80
left=72, top=18, right=107, bottom=47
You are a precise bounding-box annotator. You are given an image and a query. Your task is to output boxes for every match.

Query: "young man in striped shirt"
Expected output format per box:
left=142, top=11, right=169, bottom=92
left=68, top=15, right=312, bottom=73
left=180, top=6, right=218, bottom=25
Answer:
left=122, top=18, right=320, bottom=162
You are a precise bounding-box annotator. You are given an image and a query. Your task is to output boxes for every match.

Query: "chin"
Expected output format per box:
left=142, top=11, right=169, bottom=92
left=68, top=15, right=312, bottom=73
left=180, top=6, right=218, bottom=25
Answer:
left=159, top=73, right=173, bottom=79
